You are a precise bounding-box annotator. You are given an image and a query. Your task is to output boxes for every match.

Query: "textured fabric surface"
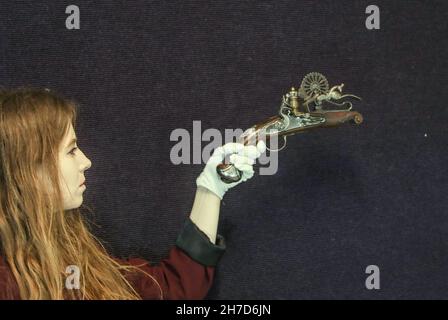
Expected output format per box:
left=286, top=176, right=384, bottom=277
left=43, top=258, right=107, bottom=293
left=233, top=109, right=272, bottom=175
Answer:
left=0, top=1, right=447, bottom=299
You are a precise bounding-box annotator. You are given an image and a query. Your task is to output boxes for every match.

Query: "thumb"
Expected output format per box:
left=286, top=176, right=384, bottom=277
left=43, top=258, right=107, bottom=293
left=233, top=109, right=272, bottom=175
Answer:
left=257, top=140, right=266, bottom=154
left=211, top=143, right=245, bottom=160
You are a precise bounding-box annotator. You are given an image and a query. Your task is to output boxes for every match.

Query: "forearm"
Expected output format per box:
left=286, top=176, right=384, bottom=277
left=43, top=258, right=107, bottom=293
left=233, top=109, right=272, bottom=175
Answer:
left=189, top=186, right=221, bottom=244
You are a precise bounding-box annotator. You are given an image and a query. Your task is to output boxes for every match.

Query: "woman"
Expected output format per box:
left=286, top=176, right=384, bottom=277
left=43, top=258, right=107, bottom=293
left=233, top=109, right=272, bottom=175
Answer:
left=0, top=87, right=265, bottom=299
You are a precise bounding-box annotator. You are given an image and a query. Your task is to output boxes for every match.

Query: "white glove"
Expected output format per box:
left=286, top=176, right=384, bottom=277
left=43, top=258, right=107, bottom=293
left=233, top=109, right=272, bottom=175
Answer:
left=196, top=141, right=267, bottom=200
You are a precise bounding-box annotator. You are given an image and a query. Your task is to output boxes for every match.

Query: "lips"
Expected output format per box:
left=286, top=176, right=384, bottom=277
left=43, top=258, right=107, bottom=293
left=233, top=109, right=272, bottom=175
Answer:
left=79, top=180, right=85, bottom=187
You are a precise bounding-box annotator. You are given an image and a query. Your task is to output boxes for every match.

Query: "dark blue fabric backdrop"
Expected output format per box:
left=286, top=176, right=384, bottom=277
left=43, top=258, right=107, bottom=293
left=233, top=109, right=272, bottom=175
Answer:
left=1, top=0, right=447, bottom=299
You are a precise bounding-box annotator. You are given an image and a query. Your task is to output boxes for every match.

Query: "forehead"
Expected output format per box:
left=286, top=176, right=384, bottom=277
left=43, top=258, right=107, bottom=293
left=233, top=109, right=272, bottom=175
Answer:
left=65, top=123, right=76, bottom=138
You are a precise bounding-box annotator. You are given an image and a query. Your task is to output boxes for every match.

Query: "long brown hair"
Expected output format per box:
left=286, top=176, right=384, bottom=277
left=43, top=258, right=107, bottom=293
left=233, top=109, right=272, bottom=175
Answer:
left=0, top=87, right=160, bottom=299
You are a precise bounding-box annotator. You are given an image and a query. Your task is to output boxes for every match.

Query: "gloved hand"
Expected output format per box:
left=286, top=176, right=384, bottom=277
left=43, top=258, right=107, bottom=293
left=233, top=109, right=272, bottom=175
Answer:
left=196, top=140, right=267, bottom=200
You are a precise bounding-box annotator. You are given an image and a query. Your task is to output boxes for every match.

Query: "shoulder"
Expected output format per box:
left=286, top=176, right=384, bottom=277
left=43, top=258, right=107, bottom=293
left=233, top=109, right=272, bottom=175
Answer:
left=112, top=256, right=164, bottom=300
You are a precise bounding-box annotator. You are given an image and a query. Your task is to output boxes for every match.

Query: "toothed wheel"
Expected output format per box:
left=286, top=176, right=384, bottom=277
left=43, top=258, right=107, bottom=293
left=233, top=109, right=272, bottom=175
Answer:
left=300, top=72, right=329, bottom=98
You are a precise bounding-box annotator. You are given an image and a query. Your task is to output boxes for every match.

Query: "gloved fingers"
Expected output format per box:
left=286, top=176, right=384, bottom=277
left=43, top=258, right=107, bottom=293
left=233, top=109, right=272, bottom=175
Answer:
left=237, top=145, right=262, bottom=160
left=209, top=141, right=265, bottom=168
left=241, top=168, right=255, bottom=181
left=212, top=141, right=266, bottom=160
left=232, top=162, right=253, bottom=172
left=222, top=143, right=245, bottom=156
left=229, top=154, right=255, bottom=166
left=208, top=142, right=246, bottom=165
left=238, top=140, right=266, bottom=159
left=211, top=146, right=225, bottom=160
left=207, top=152, right=255, bottom=168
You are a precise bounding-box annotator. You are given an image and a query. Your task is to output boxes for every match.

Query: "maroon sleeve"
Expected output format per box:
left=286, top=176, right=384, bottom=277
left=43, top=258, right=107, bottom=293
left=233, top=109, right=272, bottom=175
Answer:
left=118, top=218, right=226, bottom=300
left=119, top=247, right=215, bottom=300
left=0, top=257, right=20, bottom=300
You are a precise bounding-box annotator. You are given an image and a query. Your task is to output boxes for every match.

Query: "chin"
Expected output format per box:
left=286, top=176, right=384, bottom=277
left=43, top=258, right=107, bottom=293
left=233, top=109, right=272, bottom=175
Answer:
left=64, top=198, right=83, bottom=210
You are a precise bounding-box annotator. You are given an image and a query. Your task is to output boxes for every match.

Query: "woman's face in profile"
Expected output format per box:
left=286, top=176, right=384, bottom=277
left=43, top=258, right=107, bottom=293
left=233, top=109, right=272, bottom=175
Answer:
left=58, top=123, right=92, bottom=210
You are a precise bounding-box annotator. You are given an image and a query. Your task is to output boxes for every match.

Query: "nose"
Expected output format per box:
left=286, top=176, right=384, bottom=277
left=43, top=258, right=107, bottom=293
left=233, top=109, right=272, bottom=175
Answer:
left=84, top=157, right=92, bottom=171
left=84, top=155, right=92, bottom=171
left=79, top=150, right=92, bottom=171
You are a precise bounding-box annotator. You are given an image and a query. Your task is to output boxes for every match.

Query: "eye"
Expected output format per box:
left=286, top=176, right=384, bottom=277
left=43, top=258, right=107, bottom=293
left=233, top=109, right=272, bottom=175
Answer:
left=68, top=147, right=78, bottom=156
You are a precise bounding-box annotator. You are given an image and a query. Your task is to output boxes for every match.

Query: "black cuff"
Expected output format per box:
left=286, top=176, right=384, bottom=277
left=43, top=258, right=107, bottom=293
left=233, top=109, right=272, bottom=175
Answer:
left=175, top=218, right=226, bottom=267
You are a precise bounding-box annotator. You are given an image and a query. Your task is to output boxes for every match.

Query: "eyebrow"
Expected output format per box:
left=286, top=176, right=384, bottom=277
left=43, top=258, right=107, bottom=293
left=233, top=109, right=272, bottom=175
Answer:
left=66, top=138, right=77, bottom=149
